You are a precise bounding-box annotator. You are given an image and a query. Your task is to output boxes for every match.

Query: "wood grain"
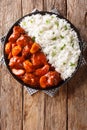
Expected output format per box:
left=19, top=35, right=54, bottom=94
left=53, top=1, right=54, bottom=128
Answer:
left=22, top=0, right=44, bottom=16
left=67, top=0, right=87, bottom=41
left=0, top=0, right=23, bottom=130
left=44, top=86, right=67, bottom=130
left=67, top=0, right=87, bottom=130
left=22, top=0, right=45, bottom=130
left=0, top=0, right=87, bottom=130
left=23, top=90, right=45, bottom=130
left=68, top=66, right=87, bottom=130
left=43, top=0, right=67, bottom=17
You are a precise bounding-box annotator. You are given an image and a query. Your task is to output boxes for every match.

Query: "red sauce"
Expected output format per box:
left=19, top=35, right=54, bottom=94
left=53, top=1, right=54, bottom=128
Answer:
left=5, top=26, right=61, bottom=88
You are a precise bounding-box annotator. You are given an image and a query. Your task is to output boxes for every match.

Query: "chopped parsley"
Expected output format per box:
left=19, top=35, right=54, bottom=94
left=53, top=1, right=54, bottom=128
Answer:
left=55, top=22, right=59, bottom=27
left=70, top=62, right=76, bottom=66
left=30, top=19, right=34, bottom=23
left=52, top=37, right=57, bottom=41
left=72, top=43, right=74, bottom=48
left=53, top=46, right=56, bottom=49
left=71, top=36, right=74, bottom=43
left=51, top=15, right=55, bottom=18
left=60, top=44, right=66, bottom=50
left=64, top=25, right=68, bottom=30
left=51, top=51, right=56, bottom=57
left=70, top=36, right=74, bottom=48
left=23, top=22, right=26, bottom=26
left=46, top=19, right=50, bottom=24
left=32, top=36, right=36, bottom=42
left=60, top=35, right=64, bottom=39
left=63, top=62, right=66, bottom=65
left=39, top=30, right=43, bottom=34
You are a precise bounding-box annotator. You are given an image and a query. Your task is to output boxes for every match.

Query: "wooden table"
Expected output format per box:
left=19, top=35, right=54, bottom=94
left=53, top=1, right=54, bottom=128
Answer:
left=0, top=0, right=87, bottom=130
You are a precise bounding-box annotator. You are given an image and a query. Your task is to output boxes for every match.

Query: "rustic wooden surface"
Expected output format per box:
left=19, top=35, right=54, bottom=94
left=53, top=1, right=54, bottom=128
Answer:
left=0, top=0, right=87, bottom=130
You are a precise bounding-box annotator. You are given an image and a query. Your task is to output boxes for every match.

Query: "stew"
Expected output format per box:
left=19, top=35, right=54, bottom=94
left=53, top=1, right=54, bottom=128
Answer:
left=5, top=26, right=61, bottom=88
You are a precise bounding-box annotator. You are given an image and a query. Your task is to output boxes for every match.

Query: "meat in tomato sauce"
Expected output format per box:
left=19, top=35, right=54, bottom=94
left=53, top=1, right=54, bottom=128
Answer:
left=5, top=26, right=61, bottom=88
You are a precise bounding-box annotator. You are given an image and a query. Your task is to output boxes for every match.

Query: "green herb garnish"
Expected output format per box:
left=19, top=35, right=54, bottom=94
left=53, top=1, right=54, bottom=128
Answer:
left=72, top=43, right=74, bottom=48
left=60, top=44, right=66, bottom=50
left=60, top=35, right=64, bottom=39
left=70, top=36, right=74, bottom=48
left=39, top=30, right=43, bottom=34
left=70, top=62, right=76, bottom=66
left=53, top=46, right=56, bottom=49
left=51, top=15, right=55, bottom=18
left=55, top=22, right=59, bottom=27
left=46, top=19, right=50, bottom=24
left=52, top=37, right=57, bottom=40
left=63, top=62, right=66, bottom=65
left=23, top=22, right=26, bottom=26
left=30, top=19, right=34, bottom=23
left=71, top=36, right=74, bottom=43
left=64, top=25, right=67, bottom=30
left=51, top=51, right=56, bottom=57
left=32, top=36, right=36, bottom=42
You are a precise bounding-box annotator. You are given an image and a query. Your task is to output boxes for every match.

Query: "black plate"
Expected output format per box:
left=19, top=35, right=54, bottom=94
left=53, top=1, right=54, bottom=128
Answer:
left=3, top=11, right=83, bottom=90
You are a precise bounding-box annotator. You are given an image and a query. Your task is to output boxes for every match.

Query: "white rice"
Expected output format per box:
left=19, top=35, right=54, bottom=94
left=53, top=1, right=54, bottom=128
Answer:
left=19, top=14, right=81, bottom=80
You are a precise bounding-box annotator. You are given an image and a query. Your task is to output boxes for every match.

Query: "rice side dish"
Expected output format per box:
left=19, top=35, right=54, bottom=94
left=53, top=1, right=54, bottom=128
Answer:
left=19, top=14, right=81, bottom=80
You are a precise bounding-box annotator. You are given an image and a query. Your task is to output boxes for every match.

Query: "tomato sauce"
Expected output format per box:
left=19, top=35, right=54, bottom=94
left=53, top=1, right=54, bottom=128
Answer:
left=5, top=26, right=61, bottom=88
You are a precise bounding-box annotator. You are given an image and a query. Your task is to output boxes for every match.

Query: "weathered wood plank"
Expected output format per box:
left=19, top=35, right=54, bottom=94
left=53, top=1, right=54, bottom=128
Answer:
left=0, top=0, right=23, bottom=130
left=43, top=1, right=67, bottom=130
left=23, top=90, right=45, bottom=130
left=67, top=0, right=87, bottom=40
left=22, top=0, right=44, bottom=16
left=43, top=0, right=67, bottom=17
left=22, top=1, right=45, bottom=130
left=67, top=0, right=87, bottom=130
left=44, top=86, right=67, bottom=130
left=68, top=66, right=87, bottom=130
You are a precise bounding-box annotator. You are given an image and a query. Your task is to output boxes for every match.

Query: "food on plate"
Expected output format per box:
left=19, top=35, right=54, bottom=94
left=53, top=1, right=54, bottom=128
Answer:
left=30, top=42, right=41, bottom=53
left=5, top=13, right=81, bottom=88
left=22, top=73, right=40, bottom=86
left=12, top=68, right=25, bottom=76
left=9, top=26, right=25, bottom=42
left=35, top=64, right=50, bottom=76
left=40, top=71, right=61, bottom=88
left=31, top=52, right=47, bottom=66
left=5, top=26, right=61, bottom=88
left=23, top=60, right=34, bottom=73
left=12, top=45, right=22, bottom=56
left=20, top=14, right=81, bottom=80
left=5, top=42, right=12, bottom=54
